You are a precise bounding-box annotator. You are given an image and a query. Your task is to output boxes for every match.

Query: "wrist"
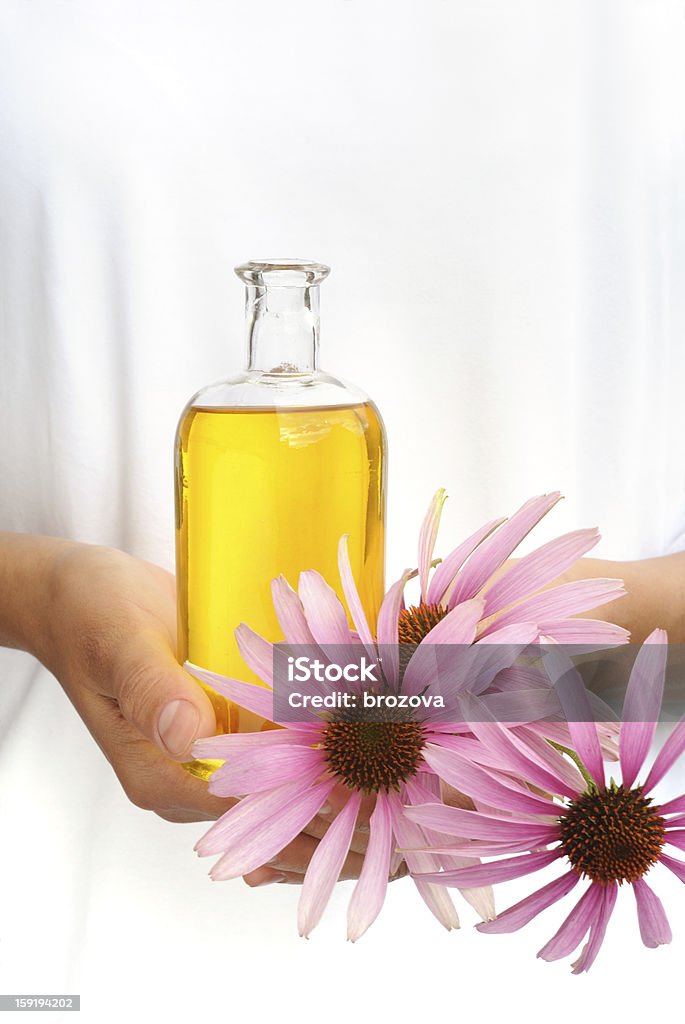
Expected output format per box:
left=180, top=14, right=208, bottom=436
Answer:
left=0, top=533, right=77, bottom=663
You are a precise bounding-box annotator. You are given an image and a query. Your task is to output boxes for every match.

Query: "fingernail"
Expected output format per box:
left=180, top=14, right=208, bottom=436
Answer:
left=157, top=699, right=200, bottom=758
left=319, top=802, right=333, bottom=817
left=255, top=871, right=288, bottom=887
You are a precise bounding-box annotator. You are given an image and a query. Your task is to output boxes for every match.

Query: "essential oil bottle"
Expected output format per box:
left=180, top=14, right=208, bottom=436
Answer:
left=175, top=259, right=386, bottom=772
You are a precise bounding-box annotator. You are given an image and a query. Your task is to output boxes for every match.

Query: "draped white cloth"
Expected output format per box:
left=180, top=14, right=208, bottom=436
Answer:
left=1, top=2, right=684, bottom=1019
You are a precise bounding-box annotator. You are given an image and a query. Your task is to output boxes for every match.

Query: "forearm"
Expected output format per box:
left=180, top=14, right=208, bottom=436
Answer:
left=0, top=532, right=73, bottom=657
left=568, top=552, right=685, bottom=644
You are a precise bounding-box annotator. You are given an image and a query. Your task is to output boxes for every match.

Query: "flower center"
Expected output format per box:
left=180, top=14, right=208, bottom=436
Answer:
left=397, top=602, right=449, bottom=677
left=397, top=602, right=449, bottom=645
left=322, top=719, right=426, bottom=793
left=559, top=784, right=666, bottom=884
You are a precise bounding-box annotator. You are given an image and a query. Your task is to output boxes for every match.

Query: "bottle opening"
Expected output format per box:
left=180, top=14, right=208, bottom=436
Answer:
left=235, top=258, right=331, bottom=288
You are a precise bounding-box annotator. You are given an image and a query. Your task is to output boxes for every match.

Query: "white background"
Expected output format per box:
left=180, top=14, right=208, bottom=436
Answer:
left=1, top=2, right=685, bottom=1021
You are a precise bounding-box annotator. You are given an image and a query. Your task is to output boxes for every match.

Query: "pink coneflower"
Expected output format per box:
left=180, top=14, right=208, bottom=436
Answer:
left=187, top=491, right=629, bottom=939
left=408, top=628, right=685, bottom=972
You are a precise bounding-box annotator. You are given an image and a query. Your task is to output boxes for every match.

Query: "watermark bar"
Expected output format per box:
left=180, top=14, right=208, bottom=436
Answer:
left=0, top=996, right=80, bottom=1011
left=271, top=642, right=685, bottom=724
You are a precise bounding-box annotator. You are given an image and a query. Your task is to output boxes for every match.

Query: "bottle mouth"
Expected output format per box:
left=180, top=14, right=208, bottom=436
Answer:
left=235, top=258, right=330, bottom=288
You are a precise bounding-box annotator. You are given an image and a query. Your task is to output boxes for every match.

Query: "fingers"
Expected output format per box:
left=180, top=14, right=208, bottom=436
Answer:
left=313, top=782, right=375, bottom=853
left=242, top=831, right=365, bottom=887
left=75, top=688, right=233, bottom=822
left=103, top=632, right=218, bottom=761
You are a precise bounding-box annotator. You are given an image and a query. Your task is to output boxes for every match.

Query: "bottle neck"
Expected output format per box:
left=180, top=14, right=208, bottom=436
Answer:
left=245, top=283, right=320, bottom=374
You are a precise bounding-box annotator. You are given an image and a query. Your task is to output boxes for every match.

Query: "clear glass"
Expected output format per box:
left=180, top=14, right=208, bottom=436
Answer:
left=175, top=259, right=387, bottom=777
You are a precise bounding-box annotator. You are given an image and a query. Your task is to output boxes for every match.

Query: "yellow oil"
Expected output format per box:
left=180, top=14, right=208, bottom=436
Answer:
left=175, top=402, right=385, bottom=772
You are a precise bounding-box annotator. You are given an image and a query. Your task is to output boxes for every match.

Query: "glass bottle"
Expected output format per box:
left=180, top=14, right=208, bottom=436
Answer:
left=175, top=259, right=386, bottom=776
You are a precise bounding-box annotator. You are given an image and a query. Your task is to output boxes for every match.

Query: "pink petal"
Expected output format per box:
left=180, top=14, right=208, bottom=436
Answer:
left=467, top=623, right=540, bottom=693
left=477, top=871, right=580, bottom=934
left=405, top=802, right=559, bottom=843
left=235, top=624, right=276, bottom=685
left=184, top=660, right=274, bottom=722
left=298, top=792, right=361, bottom=937
left=208, top=745, right=323, bottom=797
left=195, top=762, right=328, bottom=856
left=484, top=578, right=626, bottom=633
left=347, top=793, right=394, bottom=941
left=633, top=877, right=672, bottom=948
left=447, top=493, right=562, bottom=608
left=643, top=712, right=685, bottom=790
left=660, top=853, right=685, bottom=883
left=513, top=726, right=588, bottom=793
left=298, top=570, right=354, bottom=646
left=534, top=618, right=630, bottom=647
left=541, top=640, right=605, bottom=786
left=483, top=528, right=600, bottom=619
left=401, top=598, right=484, bottom=696
left=463, top=716, right=583, bottom=799
left=620, top=629, right=668, bottom=788
left=422, top=742, right=561, bottom=817
left=418, top=488, right=447, bottom=603
left=193, top=726, right=320, bottom=761
left=419, top=836, right=560, bottom=857
left=427, top=516, right=506, bottom=607
left=338, top=535, right=375, bottom=650
left=386, top=791, right=461, bottom=929
left=417, top=849, right=559, bottom=887
left=644, top=715, right=685, bottom=794
left=537, top=882, right=603, bottom=961
left=271, top=576, right=316, bottom=645
left=210, top=778, right=336, bottom=880
left=571, top=883, right=618, bottom=974
left=659, top=794, right=685, bottom=815
left=376, top=568, right=415, bottom=686
left=402, top=780, right=492, bottom=918
left=666, top=830, right=685, bottom=852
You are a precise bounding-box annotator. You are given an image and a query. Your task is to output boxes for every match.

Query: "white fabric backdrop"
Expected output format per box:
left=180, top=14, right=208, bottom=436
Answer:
left=1, top=1, right=684, bottom=1021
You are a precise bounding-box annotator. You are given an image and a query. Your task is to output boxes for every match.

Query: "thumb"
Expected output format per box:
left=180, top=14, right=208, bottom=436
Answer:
left=111, top=632, right=218, bottom=760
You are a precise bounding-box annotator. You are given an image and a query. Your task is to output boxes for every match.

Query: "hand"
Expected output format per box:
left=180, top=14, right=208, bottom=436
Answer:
left=29, top=539, right=230, bottom=822
left=0, top=534, right=372, bottom=880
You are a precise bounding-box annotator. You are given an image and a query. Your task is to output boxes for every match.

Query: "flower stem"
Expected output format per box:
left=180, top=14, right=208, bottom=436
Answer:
left=548, top=739, right=598, bottom=792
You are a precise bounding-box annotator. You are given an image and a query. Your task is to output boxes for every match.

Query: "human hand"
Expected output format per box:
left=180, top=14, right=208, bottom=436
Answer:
left=0, top=534, right=373, bottom=878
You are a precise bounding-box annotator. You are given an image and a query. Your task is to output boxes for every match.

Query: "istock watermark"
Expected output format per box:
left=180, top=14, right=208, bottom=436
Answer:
left=271, top=642, right=685, bottom=724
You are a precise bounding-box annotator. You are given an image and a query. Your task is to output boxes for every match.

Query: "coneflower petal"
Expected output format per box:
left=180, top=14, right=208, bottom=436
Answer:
left=210, top=778, right=336, bottom=880
left=422, top=742, right=561, bottom=817
left=541, top=640, right=605, bottom=787
left=347, top=794, right=394, bottom=941
left=298, top=570, right=355, bottom=645
left=427, top=516, right=505, bottom=607
left=271, top=576, right=317, bottom=645
left=405, top=802, right=560, bottom=842
left=660, top=853, right=685, bottom=883
left=338, top=535, right=375, bottom=652
left=208, top=745, right=324, bottom=797
left=447, top=492, right=562, bottom=608
left=402, top=598, right=484, bottom=696
left=418, top=848, right=559, bottom=888
left=571, top=883, right=618, bottom=974
left=196, top=763, right=329, bottom=856
left=418, top=488, right=447, bottom=604
left=483, top=528, right=600, bottom=619
left=633, top=877, right=672, bottom=948
left=620, top=628, right=668, bottom=788
left=483, top=578, right=626, bottom=633
left=298, top=792, right=362, bottom=937
left=386, top=791, right=461, bottom=930
left=477, top=871, right=580, bottom=934
left=644, top=715, right=685, bottom=794
left=185, top=659, right=274, bottom=722
left=537, top=882, right=603, bottom=961
left=235, top=624, right=276, bottom=685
